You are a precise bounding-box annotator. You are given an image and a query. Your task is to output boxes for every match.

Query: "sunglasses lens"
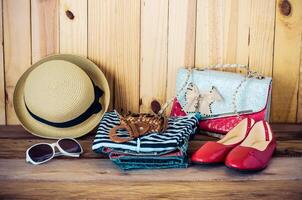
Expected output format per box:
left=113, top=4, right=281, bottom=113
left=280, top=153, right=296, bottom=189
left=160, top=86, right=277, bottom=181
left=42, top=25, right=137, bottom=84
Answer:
left=28, top=144, right=53, bottom=163
left=58, top=139, right=82, bottom=154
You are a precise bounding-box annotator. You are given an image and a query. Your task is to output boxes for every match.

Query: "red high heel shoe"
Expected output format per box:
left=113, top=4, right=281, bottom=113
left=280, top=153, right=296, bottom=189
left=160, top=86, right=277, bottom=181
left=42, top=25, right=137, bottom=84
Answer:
left=191, top=118, right=255, bottom=164
left=225, top=120, right=276, bottom=171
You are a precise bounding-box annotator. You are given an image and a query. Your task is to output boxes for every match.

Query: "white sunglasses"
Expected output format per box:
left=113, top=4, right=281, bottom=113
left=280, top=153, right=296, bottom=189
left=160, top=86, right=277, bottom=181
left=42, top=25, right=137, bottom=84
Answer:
left=26, top=138, right=83, bottom=165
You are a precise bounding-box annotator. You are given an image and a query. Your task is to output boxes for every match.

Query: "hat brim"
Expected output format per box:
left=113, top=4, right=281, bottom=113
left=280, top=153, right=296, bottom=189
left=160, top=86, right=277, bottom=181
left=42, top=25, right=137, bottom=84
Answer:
left=13, top=54, right=110, bottom=139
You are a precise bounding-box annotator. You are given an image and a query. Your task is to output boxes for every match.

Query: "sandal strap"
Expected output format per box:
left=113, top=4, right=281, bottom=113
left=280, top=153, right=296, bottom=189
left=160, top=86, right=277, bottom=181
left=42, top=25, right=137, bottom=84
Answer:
left=262, top=121, right=270, bottom=141
left=109, top=112, right=168, bottom=143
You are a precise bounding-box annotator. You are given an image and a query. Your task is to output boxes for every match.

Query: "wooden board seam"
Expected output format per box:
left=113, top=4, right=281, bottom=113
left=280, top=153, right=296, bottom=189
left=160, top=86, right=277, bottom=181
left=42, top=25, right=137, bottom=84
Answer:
left=297, top=32, right=302, bottom=121
left=1, top=0, right=6, bottom=125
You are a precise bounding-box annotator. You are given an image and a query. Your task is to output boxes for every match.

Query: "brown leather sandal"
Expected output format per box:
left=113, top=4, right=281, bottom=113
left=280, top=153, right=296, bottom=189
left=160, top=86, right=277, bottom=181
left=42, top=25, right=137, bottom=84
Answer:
left=109, top=113, right=168, bottom=143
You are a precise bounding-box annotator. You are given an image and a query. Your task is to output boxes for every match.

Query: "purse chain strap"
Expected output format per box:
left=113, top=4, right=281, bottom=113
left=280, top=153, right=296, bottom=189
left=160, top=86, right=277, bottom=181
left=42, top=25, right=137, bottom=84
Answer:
left=158, top=64, right=264, bottom=118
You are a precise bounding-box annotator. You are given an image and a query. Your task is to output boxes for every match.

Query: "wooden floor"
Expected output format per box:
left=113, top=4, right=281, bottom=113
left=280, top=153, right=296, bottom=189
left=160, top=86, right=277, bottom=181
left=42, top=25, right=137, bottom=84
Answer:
left=0, top=125, right=301, bottom=200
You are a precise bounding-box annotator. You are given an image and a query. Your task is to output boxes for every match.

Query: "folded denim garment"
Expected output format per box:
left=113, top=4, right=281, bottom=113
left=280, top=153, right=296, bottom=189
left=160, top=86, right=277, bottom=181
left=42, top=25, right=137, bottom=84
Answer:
left=112, top=160, right=188, bottom=171
left=92, top=111, right=199, bottom=156
left=92, top=111, right=199, bottom=170
left=102, top=147, right=188, bottom=170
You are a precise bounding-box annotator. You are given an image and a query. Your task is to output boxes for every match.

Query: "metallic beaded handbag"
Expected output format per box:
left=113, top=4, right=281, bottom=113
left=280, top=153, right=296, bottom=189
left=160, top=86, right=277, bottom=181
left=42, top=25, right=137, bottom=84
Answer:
left=168, top=64, right=272, bottom=138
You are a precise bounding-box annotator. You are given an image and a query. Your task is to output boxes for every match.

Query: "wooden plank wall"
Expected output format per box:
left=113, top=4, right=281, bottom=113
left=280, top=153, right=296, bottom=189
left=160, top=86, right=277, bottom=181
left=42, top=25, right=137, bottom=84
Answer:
left=0, top=0, right=4, bottom=125
left=0, top=0, right=301, bottom=124
left=3, top=0, right=31, bottom=124
left=273, top=0, right=302, bottom=123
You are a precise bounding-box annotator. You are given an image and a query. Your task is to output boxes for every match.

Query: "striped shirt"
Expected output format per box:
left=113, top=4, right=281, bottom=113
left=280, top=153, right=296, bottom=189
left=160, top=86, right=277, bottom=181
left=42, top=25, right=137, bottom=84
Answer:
left=92, top=111, right=199, bottom=156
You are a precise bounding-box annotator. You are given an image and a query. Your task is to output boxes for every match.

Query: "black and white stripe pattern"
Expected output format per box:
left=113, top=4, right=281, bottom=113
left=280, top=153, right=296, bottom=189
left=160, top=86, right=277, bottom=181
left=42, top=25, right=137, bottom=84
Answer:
left=92, top=111, right=199, bottom=155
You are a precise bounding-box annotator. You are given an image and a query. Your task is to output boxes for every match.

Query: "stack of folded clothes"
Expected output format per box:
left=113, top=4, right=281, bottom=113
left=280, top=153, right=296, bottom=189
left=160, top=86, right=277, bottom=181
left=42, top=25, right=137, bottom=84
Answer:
left=92, top=111, right=199, bottom=170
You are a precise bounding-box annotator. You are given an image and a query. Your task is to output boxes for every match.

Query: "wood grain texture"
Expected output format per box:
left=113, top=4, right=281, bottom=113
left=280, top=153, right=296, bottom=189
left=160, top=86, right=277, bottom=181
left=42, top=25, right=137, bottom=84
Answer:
left=1, top=0, right=302, bottom=123
left=272, top=0, right=302, bottom=123
left=248, top=0, right=276, bottom=122
left=188, top=140, right=302, bottom=157
left=0, top=138, right=101, bottom=159
left=166, top=0, right=196, bottom=108
left=1, top=180, right=301, bottom=200
left=248, top=0, right=275, bottom=76
left=195, top=0, right=251, bottom=67
left=0, top=125, right=95, bottom=139
left=2, top=124, right=302, bottom=139
left=0, top=125, right=301, bottom=199
left=140, top=0, right=169, bottom=112
left=31, top=0, right=59, bottom=63
left=0, top=124, right=301, bottom=159
left=195, top=0, right=224, bottom=67
left=0, top=158, right=301, bottom=182
left=0, top=138, right=301, bottom=159
left=0, top=0, right=5, bottom=125
left=3, top=0, right=31, bottom=124
left=222, top=0, right=251, bottom=65
left=88, top=0, right=140, bottom=112
left=59, top=0, right=87, bottom=56
left=299, top=36, right=302, bottom=122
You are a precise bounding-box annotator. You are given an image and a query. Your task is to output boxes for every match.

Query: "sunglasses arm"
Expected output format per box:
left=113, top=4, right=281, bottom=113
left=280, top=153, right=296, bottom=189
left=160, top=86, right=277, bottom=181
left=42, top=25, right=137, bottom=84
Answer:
left=53, top=151, right=81, bottom=158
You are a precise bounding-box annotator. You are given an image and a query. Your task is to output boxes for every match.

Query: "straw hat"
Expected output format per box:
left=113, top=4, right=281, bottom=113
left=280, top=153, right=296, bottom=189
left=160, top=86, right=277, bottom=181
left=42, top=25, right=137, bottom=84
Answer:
left=13, top=54, right=110, bottom=139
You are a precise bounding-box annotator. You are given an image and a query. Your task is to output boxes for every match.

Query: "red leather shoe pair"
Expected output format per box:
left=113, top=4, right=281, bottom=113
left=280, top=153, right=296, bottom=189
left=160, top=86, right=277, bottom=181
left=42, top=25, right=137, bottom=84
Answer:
left=191, top=118, right=276, bottom=171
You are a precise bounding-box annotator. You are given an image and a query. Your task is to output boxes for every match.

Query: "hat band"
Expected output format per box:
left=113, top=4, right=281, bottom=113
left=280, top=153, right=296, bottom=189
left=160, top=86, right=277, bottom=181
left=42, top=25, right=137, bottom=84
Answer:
left=25, top=85, right=103, bottom=128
